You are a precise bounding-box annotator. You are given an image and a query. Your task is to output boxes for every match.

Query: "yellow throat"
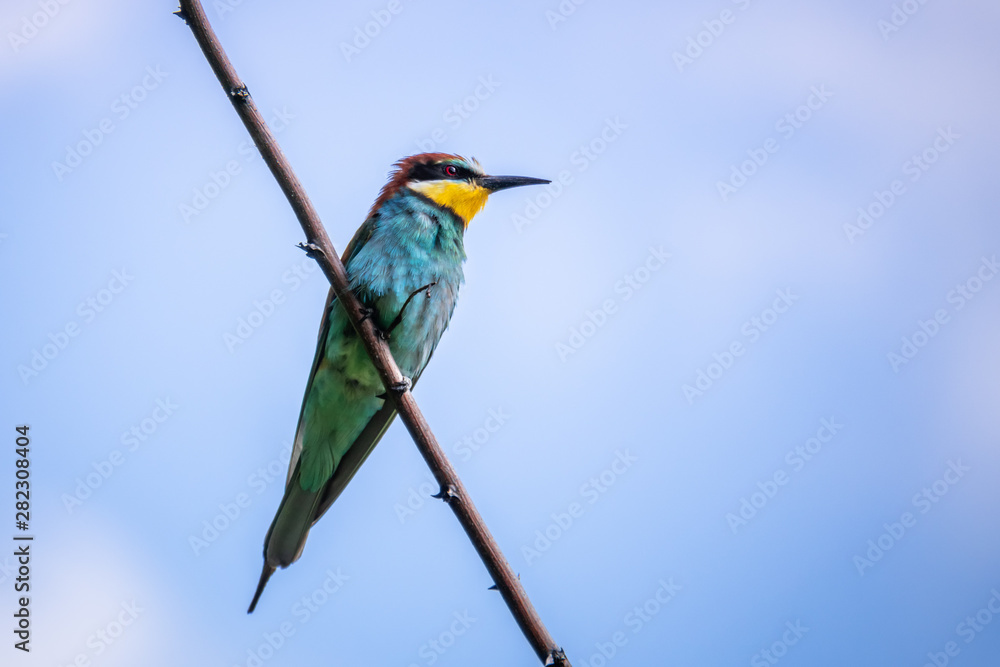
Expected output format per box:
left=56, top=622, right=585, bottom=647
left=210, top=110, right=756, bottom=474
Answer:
left=409, top=180, right=489, bottom=226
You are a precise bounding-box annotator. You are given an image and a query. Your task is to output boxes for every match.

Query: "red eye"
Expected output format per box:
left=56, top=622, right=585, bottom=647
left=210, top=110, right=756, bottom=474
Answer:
left=444, top=165, right=458, bottom=177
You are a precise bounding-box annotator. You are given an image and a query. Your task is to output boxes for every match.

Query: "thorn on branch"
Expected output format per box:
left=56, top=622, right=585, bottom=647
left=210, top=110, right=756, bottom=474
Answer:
left=431, top=484, right=457, bottom=503
left=489, top=572, right=520, bottom=590
left=296, top=241, right=326, bottom=260
left=545, top=649, right=569, bottom=667
left=173, top=8, right=189, bottom=22
left=229, top=84, right=251, bottom=101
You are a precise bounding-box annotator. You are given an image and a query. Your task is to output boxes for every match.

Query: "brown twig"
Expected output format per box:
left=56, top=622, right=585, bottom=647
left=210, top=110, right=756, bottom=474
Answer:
left=174, top=2, right=570, bottom=665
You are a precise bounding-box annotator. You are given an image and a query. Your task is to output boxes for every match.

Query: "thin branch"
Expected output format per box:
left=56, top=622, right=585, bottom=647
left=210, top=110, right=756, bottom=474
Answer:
left=175, top=3, right=570, bottom=665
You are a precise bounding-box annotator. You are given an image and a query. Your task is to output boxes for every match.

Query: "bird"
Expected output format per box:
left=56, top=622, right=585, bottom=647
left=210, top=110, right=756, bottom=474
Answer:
left=248, top=153, right=549, bottom=612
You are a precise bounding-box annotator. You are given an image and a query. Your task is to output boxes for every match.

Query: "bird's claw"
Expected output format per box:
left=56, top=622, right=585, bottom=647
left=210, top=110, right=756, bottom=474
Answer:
left=384, top=282, right=438, bottom=337
left=390, top=377, right=412, bottom=393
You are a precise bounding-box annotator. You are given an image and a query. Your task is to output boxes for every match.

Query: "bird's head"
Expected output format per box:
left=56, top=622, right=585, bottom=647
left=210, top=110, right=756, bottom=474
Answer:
left=370, top=153, right=549, bottom=226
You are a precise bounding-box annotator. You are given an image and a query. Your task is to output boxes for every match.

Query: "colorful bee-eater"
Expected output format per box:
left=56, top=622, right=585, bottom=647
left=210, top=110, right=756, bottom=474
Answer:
left=248, top=153, right=548, bottom=612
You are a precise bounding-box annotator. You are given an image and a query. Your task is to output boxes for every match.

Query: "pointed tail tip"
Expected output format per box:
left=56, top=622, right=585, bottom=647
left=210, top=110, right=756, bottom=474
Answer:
left=247, top=563, right=276, bottom=614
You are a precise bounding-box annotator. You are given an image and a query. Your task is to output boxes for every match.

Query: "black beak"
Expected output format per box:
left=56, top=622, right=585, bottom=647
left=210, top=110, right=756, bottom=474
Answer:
left=480, top=175, right=551, bottom=192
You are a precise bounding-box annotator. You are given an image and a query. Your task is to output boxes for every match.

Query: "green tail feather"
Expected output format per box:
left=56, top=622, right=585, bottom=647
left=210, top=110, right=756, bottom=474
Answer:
left=248, top=463, right=321, bottom=613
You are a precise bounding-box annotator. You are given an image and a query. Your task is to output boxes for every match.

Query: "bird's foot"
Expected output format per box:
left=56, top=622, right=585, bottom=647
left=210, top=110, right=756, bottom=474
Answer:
left=390, top=376, right=412, bottom=394
left=384, top=282, right=437, bottom=337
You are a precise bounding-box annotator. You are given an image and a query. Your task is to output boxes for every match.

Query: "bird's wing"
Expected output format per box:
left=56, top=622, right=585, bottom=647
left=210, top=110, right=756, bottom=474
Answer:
left=289, top=211, right=437, bottom=524
left=309, top=353, right=434, bottom=526
left=341, top=213, right=377, bottom=267
left=285, top=216, right=379, bottom=487
left=310, top=401, right=397, bottom=526
left=285, top=284, right=337, bottom=487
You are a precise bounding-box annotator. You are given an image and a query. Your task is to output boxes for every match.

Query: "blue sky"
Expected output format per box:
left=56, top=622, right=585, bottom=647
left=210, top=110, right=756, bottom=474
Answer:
left=3, top=0, right=1000, bottom=665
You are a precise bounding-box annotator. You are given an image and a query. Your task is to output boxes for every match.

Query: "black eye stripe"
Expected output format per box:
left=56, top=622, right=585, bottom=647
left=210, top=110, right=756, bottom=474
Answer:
left=410, top=163, right=471, bottom=182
